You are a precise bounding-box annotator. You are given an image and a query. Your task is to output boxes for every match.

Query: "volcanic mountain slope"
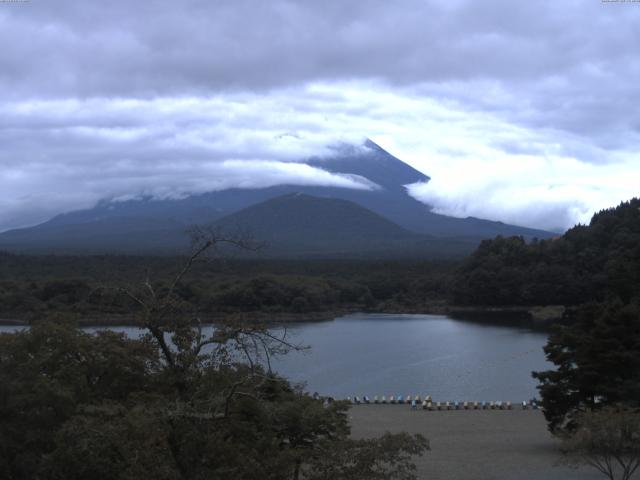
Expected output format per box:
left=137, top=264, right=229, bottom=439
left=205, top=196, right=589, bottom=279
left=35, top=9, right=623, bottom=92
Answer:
left=0, top=216, right=189, bottom=255
left=0, top=194, right=478, bottom=257
left=213, top=193, right=477, bottom=258
left=0, top=140, right=554, bottom=256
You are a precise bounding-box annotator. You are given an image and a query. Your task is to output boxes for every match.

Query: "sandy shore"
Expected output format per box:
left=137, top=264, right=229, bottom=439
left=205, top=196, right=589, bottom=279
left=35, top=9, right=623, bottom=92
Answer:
left=349, top=405, right=603, bottom=480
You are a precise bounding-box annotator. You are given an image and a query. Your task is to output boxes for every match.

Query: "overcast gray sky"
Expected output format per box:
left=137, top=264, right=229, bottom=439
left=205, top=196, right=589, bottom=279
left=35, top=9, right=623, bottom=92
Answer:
left=1, top=0, right=639, bottom=232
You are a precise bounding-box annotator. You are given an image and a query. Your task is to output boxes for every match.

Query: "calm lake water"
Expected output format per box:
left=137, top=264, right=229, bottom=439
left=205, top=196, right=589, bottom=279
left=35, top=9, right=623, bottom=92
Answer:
left=0, top=313, right=551, bottom=402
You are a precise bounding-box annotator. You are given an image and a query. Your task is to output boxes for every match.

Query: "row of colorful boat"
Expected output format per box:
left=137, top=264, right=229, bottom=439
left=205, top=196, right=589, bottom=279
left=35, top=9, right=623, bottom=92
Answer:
left=345, top=395, right=540, bottom=410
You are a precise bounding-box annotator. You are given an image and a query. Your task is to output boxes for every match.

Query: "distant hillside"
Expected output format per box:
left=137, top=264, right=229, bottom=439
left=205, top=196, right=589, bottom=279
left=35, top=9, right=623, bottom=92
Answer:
left=0, top=216, right=189, bottom=255
left=0, top=140, right=554, bottom=256
left=453, top=198, right=640, bottom=306
left=216, top=193, right=413, bottom=242
left=213, top=193, right=476, bottom=258
left=0, top=194, right=478, bottom=258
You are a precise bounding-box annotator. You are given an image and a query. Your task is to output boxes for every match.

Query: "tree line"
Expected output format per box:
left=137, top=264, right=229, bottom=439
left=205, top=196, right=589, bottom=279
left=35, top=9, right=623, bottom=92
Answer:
left=0, top=256, right=455, bottom=322
left=453, top=198, right=640, bottom=307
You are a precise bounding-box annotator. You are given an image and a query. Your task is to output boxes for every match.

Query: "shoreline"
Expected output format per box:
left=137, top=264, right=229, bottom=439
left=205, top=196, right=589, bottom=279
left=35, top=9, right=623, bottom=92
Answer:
left=0, top=304, right=566, bottom=327
left=0, top=309, right=356, bottom=327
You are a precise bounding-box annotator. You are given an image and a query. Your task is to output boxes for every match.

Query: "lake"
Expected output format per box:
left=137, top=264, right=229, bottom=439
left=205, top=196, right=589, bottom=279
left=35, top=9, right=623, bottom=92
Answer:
left=0, top=313, right=551, bottom=402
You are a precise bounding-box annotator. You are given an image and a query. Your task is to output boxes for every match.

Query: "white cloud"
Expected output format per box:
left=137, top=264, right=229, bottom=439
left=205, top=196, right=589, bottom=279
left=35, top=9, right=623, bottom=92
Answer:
left=1, top=1, right=639, bottom=233
left=1, top=83, right=639, bottom=232
left=405, top=156, right=640, bottom=232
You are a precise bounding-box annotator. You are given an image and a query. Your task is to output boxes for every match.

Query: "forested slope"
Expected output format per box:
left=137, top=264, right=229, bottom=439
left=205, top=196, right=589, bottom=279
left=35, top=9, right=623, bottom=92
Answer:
left=453, top=198, right=640, bottom=306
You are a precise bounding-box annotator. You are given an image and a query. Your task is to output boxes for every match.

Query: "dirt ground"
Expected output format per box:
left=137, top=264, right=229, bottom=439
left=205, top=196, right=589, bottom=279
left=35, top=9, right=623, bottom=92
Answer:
left=348, top=405, right=605, bottom=480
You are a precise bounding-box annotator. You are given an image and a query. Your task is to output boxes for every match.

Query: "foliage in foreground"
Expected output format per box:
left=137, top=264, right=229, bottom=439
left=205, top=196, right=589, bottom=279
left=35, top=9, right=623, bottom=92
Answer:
left=0, top=234, right=428, bottom=479
left=561, top=407, right=640, bottom=480
left=0, top=320, right=428, bottom=480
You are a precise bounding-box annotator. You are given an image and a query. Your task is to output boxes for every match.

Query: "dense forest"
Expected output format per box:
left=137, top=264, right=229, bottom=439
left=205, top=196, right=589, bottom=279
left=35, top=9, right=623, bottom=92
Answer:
left=453, top=198, right=640, bottom=307
left=2, top=198, right=638, bottom=326
left=0, top=255, right=456, bottom=323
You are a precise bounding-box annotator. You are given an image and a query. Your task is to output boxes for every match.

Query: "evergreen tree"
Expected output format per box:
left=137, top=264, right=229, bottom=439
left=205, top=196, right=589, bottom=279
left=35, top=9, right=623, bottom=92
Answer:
left=532, top=302, right=640, bottom=433
left=453, top=197, right=640, bottom=307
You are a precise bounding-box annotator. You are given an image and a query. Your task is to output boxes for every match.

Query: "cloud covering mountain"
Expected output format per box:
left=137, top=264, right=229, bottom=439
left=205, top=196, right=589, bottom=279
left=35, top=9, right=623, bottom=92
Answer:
left=1, top=0, right=638, bottom=232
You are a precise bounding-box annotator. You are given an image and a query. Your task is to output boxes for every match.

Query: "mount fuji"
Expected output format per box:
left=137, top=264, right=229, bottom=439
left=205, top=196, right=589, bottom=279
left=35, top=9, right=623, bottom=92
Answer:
left=0, top=140, right=553, bottom=257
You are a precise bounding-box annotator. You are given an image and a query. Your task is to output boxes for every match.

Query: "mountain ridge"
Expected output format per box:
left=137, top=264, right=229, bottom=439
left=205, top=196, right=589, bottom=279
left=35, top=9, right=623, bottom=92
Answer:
left=0, top=193, right=480, bottom=258
left=0, top=140, right=555, bottom=256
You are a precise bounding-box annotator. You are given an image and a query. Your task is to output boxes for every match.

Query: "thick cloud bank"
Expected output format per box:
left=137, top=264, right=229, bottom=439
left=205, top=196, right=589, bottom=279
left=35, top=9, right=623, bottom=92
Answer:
left=405, top=159, right=639, bottom=233
left=0, top=0, right=638, bottom=232
left=0, top=94, right=378, bottom=230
